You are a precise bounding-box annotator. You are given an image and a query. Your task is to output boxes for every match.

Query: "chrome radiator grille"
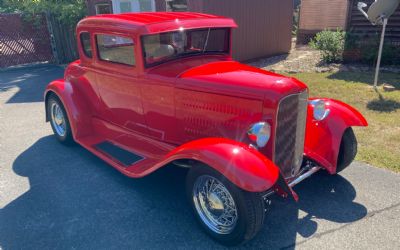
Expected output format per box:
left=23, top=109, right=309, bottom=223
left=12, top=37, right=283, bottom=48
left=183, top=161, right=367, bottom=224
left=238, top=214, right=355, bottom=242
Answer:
left=274, top=91, right=308, bottom=178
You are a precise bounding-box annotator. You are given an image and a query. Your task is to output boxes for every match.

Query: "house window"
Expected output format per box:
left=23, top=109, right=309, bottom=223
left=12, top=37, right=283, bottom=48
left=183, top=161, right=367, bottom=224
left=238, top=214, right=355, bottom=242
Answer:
left=139, top=0, right=154, bottom=11
left=80, top=32, right=92, bottom=58
left=96, top=34, right=136, bottom=66
left=165, top=0, right=188, bottom=12
left=95, top=3, right=112, bottom=14
left=120, top=1, right=132, bottom=13
left=113, top=0, right=155, bottom=13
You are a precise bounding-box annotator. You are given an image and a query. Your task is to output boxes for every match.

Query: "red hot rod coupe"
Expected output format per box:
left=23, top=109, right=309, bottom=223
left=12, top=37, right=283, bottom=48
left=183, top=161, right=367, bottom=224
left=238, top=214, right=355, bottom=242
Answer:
left=45, top=12, right=367, bottom=245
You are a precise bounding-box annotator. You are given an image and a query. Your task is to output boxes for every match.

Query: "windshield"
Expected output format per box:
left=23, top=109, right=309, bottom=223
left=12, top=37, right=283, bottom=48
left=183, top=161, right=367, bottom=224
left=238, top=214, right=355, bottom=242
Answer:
left=142, top=28, right=230, bottom=67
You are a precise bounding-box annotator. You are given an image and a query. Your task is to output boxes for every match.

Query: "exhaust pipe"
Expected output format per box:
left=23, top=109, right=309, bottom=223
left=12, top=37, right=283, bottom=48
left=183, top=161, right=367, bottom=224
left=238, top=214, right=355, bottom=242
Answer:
left=263, top=165, right=322, bottom=201
left=288, top=166, right=321, bottom=187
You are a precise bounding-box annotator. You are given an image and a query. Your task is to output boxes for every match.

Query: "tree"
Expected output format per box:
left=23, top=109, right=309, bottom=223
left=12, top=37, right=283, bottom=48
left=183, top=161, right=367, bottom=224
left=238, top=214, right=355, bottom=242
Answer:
left=0, top=0, right=87, bottom=26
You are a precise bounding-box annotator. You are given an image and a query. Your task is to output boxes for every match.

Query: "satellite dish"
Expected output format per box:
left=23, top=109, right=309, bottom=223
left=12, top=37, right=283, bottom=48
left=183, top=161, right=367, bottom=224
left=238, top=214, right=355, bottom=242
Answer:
left=357, top=0, right=399, bottom=88
left=359, top=0, right=400, bottom=25
left=367, top=0, right=400, bottom=24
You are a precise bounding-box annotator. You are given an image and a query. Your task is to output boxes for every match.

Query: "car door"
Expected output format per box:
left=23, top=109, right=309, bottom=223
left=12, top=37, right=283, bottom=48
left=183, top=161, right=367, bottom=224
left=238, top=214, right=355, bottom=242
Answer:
left=92, top=32, right=148, bottom=135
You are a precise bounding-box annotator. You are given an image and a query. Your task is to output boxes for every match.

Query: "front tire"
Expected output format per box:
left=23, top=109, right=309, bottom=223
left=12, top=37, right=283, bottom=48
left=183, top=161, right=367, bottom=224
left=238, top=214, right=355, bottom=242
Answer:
left=46, top=95, right=73, bottom=145
left=336, top=128, right=357, bottom=173
left=186, top=165, right=266, bottom=246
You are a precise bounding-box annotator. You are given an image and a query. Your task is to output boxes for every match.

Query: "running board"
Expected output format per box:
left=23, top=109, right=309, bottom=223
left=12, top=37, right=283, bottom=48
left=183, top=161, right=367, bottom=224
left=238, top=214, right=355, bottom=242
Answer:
left=94, top=141, right=144, bottom=167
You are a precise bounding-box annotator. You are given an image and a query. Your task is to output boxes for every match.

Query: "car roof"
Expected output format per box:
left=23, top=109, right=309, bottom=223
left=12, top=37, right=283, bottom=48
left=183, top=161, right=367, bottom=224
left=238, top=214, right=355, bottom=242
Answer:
left=77, top=12, right=237, bottom=35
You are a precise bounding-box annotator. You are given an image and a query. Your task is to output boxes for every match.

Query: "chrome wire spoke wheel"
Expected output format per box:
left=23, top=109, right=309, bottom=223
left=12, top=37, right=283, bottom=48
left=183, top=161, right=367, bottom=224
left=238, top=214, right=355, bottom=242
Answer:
left=192, top=175, right=238, bottom=234
left=50, top=102, right=66, bottom=137
left=187, top=166, right=266, bottom=245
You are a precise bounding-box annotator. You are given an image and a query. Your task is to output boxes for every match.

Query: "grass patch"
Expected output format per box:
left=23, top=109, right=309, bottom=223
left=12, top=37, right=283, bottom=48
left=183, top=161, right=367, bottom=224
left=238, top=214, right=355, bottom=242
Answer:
left=286, top=71, right=400, bottom=172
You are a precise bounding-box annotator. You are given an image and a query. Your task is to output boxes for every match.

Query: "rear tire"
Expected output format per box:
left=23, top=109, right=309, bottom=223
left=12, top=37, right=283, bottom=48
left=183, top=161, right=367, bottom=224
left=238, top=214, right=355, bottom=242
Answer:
left=46, top=95, right=74, bottom=145
left=186, top=164, right=266, bottom=246
left=336, top=128, right=357, bottom=173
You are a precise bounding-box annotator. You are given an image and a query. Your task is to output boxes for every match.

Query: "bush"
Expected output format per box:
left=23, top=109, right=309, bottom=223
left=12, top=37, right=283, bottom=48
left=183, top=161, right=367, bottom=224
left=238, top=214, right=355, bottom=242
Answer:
left=344, top=32, right=400, bottom=65
left=1, top=0, right=86, bottom=26
left=360, top=40, right=400, bottom=65
left=344, top=32, right=359, bottom=50
left=309, top=29, right=346, bottom=63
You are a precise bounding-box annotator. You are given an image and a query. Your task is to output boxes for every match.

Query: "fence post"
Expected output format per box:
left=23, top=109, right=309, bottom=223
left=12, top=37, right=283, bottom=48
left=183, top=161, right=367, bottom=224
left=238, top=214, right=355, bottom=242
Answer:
left=45, top=11, right=59, bottom=64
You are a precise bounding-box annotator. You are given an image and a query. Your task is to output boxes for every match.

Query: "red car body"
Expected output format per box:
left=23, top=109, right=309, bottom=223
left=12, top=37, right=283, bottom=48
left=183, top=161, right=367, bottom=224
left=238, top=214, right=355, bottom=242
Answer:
left=45, top=12, right=367, bottom=198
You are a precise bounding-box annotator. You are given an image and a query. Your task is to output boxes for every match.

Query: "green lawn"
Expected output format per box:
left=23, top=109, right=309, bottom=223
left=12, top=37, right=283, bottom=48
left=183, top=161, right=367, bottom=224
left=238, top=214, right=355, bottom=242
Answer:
left=286, top=71, right=400, bottom=172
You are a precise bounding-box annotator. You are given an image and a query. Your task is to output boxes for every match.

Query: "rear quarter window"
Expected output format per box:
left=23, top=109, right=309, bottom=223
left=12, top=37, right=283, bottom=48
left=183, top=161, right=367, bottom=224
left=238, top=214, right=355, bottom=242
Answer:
left=80, top=32, right=92, bottom=58
left=96, top=34, right=135, bottom=66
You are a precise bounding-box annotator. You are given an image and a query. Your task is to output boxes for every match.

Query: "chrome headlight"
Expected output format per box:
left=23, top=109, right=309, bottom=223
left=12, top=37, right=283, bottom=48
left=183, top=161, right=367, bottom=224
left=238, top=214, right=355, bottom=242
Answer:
left=310, top=99, right=330, bottom=121
left=247, top=122, right=271, bottom=148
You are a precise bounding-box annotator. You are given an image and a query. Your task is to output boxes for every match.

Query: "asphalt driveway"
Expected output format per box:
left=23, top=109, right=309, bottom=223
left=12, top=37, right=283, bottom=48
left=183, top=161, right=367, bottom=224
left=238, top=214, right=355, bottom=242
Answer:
left=1, top=65, right=399, bottom=249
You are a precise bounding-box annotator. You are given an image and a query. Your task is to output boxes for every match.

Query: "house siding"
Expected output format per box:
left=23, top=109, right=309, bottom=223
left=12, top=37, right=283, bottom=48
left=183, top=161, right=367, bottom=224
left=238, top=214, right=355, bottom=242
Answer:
left=297, top=0, right=350, bottom=44
left=298, top=0, right=400, bottom=44
left=189, top=0, right=293, bottom=61
left=348, top=0, right=400, bottom=43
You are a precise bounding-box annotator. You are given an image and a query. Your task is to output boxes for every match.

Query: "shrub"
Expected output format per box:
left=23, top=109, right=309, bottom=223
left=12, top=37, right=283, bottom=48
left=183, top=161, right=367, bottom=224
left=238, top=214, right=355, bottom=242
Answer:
left=309, top=29, right=346, bottom=63
left=344, top=32, right=359, bottom=50
left=343, top=32, right=400, bottom=66
left=1, top=0, right=86, bottom=26
left=360, top=39, right=400, bottom=65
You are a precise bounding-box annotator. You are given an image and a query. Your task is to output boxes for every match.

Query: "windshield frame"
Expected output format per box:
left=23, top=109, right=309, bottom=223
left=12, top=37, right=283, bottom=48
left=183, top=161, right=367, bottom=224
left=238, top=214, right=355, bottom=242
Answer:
left=141, top=27, right=231, bottom=68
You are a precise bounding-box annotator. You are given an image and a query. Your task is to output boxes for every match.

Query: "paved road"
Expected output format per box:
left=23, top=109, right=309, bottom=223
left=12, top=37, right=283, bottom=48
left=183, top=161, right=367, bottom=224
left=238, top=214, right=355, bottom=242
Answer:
left=1, top=65, right=399, bottom=250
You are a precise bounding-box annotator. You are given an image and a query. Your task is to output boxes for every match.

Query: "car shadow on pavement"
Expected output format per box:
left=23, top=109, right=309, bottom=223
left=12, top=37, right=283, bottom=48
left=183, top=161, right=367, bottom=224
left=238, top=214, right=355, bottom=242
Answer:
left=0, top=65, right=64, bottom=103
left=0, top=136, right=367, bottom=249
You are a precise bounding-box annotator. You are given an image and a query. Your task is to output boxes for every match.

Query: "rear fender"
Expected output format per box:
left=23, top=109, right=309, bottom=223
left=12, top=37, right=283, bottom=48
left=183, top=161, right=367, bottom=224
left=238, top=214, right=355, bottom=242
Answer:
left=44, top=79, right=93, bottom=139
left=163, top=138, right=280, bottom=193
left=305, top=98, right=368, bottom=173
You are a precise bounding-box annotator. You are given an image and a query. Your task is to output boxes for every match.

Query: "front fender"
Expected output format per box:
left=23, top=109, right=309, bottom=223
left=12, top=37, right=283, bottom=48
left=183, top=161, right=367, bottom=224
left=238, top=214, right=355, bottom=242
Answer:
left=164, top=138, right=280, bottom=193
left=44, top=79, right=93, bottom=139
left=305, top=98, right=367, bottom=174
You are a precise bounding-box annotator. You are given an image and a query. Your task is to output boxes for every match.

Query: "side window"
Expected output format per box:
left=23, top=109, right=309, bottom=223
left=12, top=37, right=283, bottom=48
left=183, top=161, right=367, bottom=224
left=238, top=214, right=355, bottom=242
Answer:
left=96, top=34, right=135, bottom=66
left=80, top=32, right=92, bottom=58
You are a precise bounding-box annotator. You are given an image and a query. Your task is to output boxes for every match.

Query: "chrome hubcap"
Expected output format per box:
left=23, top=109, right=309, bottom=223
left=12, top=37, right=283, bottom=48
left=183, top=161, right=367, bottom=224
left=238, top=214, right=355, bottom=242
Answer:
left=50, top=102, right=66, bottom=136
left=192, top=175, right=238, bottom=234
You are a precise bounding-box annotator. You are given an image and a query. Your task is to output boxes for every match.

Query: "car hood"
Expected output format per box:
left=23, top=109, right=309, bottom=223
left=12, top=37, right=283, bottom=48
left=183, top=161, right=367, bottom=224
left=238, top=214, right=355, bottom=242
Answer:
left=175, top=61, right=308, bottom=101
